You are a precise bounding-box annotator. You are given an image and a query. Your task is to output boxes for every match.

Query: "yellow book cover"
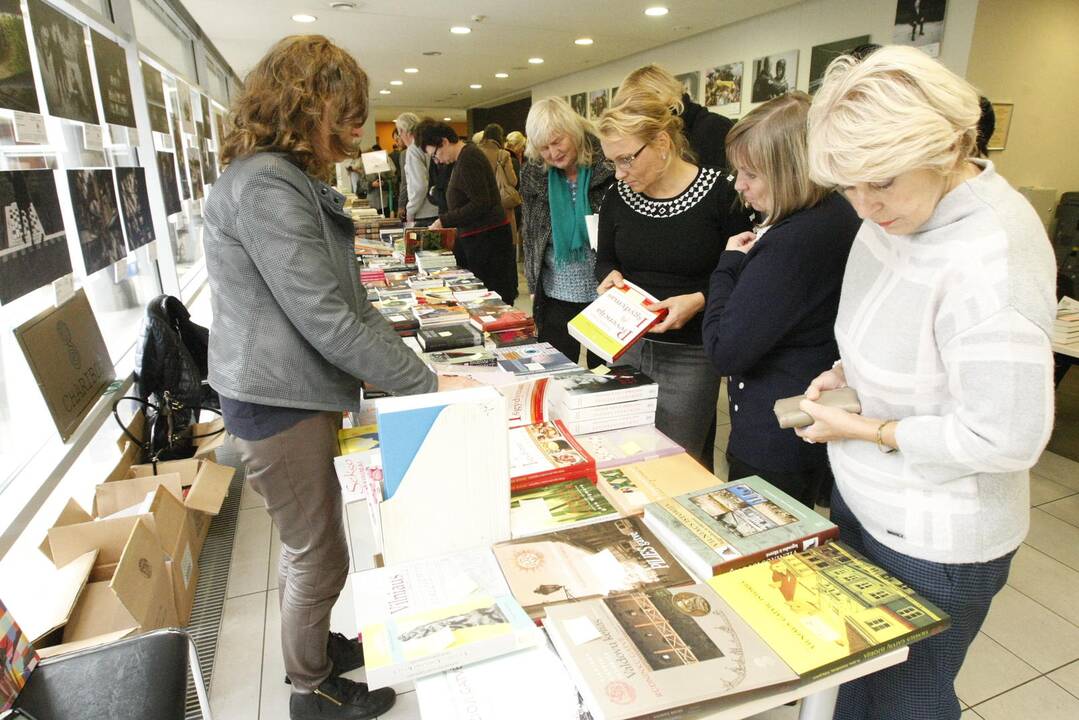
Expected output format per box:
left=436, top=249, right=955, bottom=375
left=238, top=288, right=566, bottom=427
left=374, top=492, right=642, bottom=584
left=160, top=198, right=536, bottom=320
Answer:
left=337, top=424, right=379, bottom=456
left=596, top=453, right=716, bottom=515
left=708, top=542, right=949, bottom=679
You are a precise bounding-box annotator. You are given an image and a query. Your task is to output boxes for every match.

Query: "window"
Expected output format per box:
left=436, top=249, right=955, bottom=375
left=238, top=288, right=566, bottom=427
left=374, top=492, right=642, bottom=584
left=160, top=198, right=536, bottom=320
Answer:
left=131, top=0, right=197, bottom=83
left=865, top=617, right=892, bottom=633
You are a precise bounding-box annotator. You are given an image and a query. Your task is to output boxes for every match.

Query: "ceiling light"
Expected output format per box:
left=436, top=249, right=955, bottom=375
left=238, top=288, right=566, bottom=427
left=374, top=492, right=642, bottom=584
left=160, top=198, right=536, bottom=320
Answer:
left=422, top=51, right=442, bottom=56
left=450, top=26, right=471, bottom=34
left=575, top=38, right=594, bottom=46
left=390, top=80, right=403, bottom=86
left=528, top=57, right=544, bottom=64
left=443, top=117, right=452, bottom=121
left=644, top=6, right=669, bottom=16
left=404, top=67, right=419, bottom=73
left=469, top=84, right=483, bottom=89
left=329, top=1, right=357, bottom=9
left=291, top=14, right=317, bottom=23
left=379, top=89, right=391, bottom=95
left=494, top=72, right=509, bottom=78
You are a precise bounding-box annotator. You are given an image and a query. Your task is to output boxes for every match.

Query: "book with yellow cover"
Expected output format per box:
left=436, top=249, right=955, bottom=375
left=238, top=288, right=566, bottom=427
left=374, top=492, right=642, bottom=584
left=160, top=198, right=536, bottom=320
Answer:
left=337, top=424, right=379, bottom=456
left=567, top=280, right=667, bottom=364
left=707, top=542, right=950, bottom=680
left=595, top=453, right=718, bottom=516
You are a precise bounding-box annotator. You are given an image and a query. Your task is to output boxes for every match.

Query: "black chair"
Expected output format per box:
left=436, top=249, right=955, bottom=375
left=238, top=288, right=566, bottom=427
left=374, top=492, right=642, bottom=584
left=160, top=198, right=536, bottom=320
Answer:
left=12, top=628, right=212, bottom=720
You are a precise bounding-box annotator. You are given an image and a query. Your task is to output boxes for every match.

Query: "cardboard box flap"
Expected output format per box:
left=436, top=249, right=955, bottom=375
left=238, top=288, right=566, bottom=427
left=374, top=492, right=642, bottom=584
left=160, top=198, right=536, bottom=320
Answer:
left=116, top=408, right=145, bottom=450
left=61, top=580, right=139, bottom=642
left=94, top=472, right=183, bottom=518
left=9, top=549, right=97, bottom=644
left=37, top=628, right=133, bottom=659
left=109, top=517, right=178, bottom=631
left=39, top=498, right=94, bottom=561
left=47, top=515, right=141, bottom=569
left=185, top=461, right=234, bottom=515
left=191, top=418, right=225, bottom=459
left=105, top=440, right=142, bottom=484
left=129, top=458, right=200, bottom=486
left=148, top=484, right=190, bottom=559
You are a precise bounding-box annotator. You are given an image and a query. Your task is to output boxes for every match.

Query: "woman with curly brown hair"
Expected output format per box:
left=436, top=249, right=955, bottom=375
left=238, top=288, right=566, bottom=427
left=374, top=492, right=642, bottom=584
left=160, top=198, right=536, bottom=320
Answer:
left=205, top=35, right=467, bottom=720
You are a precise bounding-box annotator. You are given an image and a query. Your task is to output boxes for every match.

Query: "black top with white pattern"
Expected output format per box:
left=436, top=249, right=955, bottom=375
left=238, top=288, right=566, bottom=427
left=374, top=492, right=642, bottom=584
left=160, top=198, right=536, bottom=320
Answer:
left=595, top=165, right=751, bottom=344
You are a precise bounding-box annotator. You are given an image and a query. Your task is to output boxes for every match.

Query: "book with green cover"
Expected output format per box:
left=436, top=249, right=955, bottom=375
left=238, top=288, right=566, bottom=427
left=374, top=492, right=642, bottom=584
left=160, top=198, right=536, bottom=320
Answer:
left=509, top=477, right=619, bottom=538
left=708, top=542, right=950, bottom=680
left=642, top=475, right=838, bottom=580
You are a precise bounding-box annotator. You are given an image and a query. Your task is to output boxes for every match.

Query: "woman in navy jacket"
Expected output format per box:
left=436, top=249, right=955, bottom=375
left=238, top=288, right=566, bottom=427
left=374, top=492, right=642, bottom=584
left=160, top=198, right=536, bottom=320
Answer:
left=702, top=92, right=860, bottom=506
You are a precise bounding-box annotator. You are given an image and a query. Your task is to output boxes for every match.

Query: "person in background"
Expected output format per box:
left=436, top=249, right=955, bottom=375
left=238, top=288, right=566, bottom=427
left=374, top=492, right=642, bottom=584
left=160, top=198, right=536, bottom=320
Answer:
left=520, top=97, right=613, bottom=365
left=801, top=45, right=1055, bottom=720
left=618, top=63, right=734, bottom=169
left=365, top=143, right=396, bottom=216
left=976, top=95, right=996, bottom=157
left=206, top=35, right=471, bottom=720
left=477, top=123, right=520, bottom=243
left=416, top=119, right=518, bottom=304
left=701, top=92, right=860, bottom=508
left=595, top=90, right=751, bottom=468
left=505, top=130, right=527, bottom=242
left=393, top=112, right=440, bottom=226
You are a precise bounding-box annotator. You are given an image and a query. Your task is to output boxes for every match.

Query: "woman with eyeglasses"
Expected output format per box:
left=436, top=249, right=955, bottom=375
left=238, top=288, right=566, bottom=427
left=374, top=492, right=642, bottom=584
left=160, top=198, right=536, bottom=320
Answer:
left=594, top=90, right=751, bottom=468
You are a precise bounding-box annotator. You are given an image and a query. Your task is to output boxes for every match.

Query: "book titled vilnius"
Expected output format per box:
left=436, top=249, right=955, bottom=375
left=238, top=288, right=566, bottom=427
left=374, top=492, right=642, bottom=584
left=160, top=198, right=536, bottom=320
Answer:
left=509, top=420, right=596, bottom=492
left=708, top=542, right=950, bottom=680
left=643, top=475, right=839, bottom=580
left=568, top=281, right=667, bottom=364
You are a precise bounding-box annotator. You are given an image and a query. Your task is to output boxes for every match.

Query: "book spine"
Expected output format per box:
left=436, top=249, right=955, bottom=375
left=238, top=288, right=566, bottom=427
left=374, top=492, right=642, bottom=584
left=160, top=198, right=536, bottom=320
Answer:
left=798, top=621, right=950, bottom=682
left=555, top=382, right=660, bottom=410
left=509, top=466, right=596, bottom=493
left=712, top=526, right=842, bottom=575
left=560, top=412, right=656, bottom=436
left=554, top=397, right=658, bottom=421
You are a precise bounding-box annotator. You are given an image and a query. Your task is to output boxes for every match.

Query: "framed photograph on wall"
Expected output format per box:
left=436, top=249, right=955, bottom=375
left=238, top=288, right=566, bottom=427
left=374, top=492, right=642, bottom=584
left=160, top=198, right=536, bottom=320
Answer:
left=751, top=50, right=798, bottom=104
left=90, top=30, right=136, bottom=128
left=675, top=71, right=700, bottom=103
left=0, top=169, right=70, bottom=305
left=893, top=0, right=947, bottom=57
left=987, top=102, right=1013, bottom=151
left=0, top=0, right=40, bottom=114
left=67, top=168, right=125, bottom=276
left=588, top=88, right=609, bottom=119
left=809, top=35, right=870, bottom=94
left=704, top=62, right=743, bottom=117
left=27, top=0, right=99, bottom=125
left=570, top=92, right=587, bottom=117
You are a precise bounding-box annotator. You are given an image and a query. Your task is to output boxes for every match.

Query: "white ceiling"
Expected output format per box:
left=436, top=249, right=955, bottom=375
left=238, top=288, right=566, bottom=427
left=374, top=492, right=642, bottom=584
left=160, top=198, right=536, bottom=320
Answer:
left=181, top=0, right=800, bottom=120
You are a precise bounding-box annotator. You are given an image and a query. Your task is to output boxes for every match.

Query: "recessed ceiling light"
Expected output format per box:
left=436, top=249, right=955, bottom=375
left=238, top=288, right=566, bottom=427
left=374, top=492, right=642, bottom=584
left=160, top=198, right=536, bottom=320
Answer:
left=528, top=57, right=544, bottom=64
left=494, top=72, right=509, bottom=78
left=379, top=89, right=391, bottom=95
left=575, top=38, right=594, bottom=46
left=469, top=84, right=483, bottom=89
left=291, top=14, right=317, bottom=23
left=443, top=117, right=452, bottom=121
left=404, top=67, right=419, bottom=73
left=422, top=51, right=442, bottom=56
left=390, top=80, right=403, bottom=86
left=644, top=6, right=669, bottom=16
left=450, top=26, right=471, bottom=34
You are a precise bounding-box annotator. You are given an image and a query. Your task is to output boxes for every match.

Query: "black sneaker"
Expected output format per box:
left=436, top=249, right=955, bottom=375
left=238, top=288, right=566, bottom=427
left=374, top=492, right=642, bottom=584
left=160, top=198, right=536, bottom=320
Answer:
left=285, top=632, right=365, bottom=685
left=290, top=676, right=395, bottom=720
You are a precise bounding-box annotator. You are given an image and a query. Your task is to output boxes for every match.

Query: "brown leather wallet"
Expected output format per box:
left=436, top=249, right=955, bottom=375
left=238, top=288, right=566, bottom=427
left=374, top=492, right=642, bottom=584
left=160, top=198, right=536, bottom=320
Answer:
left=773, top=387, right=862, bottom=429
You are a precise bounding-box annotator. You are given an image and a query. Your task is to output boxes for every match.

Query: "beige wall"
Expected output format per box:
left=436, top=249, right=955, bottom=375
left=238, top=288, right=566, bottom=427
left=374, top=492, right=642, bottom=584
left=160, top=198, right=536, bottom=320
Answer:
left=966, top=0, right=1079, bottom=203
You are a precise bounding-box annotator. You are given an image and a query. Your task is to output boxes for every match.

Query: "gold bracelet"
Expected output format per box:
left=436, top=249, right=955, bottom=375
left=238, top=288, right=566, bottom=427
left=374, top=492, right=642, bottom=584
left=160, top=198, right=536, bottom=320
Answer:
left=876, top=420, right=897, bottom=454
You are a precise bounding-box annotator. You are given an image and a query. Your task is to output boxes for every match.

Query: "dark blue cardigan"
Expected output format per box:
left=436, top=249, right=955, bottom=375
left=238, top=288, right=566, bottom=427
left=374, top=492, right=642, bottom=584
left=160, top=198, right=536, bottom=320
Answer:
left=701, top=192, right=861, bottom=473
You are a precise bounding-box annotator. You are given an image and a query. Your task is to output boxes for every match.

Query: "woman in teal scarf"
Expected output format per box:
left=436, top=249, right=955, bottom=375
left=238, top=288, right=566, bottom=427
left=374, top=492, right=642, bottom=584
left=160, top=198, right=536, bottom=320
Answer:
left=519, top=97, right=614, bottom=365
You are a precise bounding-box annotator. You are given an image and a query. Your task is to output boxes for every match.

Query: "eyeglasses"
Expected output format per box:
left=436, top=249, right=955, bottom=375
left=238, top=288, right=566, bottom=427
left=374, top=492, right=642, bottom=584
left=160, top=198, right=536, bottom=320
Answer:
left=603, top=143, right=647, bottom=171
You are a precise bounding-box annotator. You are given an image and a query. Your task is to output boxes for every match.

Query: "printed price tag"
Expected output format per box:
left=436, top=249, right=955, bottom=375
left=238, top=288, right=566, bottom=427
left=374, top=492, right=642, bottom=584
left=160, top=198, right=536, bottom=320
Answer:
left=52, top=275, right=75, bottom=306
left=154, top=131, right=173, bottom=151
left=83, top=124, right=104, bottom=151
left=12, top=111, right=47, bottom=144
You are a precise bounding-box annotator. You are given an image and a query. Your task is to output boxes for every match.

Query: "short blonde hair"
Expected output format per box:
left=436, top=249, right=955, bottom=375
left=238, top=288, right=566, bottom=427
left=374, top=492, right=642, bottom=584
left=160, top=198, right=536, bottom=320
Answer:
left=807, top=45, right=980, bottom=187
left=394, top=112, right=420, bottom=136
left=596, top=88, right=695, bottom=165
left=505, top=131, right=526, bottom=154
left=727, top=92, right=829, bottom=225
left=617, top=64, right=684, bottom=115
left=525, top=96, right=595, bottom=167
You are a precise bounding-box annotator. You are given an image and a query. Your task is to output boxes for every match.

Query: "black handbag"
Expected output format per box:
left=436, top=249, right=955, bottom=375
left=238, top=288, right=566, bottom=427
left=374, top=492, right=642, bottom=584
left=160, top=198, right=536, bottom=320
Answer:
left=113, top=393, right=223, bottom=465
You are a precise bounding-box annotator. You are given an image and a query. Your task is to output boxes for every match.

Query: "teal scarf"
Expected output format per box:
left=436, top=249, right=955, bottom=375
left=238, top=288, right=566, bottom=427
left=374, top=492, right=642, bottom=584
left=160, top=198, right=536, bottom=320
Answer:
left=548, top=165, right=592, bottom=266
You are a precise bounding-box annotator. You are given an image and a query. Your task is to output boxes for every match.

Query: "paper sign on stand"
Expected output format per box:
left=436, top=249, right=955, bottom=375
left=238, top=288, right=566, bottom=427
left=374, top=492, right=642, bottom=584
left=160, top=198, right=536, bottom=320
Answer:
left=12, top=111, right=47, bottom=144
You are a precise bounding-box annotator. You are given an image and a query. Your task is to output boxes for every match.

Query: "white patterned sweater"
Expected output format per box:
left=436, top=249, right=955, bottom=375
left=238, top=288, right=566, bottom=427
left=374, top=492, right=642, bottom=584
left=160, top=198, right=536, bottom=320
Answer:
left=828, top=160, right=1057, bottom=564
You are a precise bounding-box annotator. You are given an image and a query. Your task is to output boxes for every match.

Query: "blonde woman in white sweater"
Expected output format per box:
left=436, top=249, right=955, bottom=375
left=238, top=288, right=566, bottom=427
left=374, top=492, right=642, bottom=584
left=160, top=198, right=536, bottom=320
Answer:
left=800, top=46, right=1056, bottom=720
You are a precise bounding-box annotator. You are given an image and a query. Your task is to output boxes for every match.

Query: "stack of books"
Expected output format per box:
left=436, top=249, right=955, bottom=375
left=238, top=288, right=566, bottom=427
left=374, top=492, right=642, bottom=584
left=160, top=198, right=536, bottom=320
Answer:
left=508, top=420, right=596, bottom=492
left=492, top=342, right=578, bottom=377
left=416, top=249, right=458, bottom=274
left=547, top=366, right=658, bottom=435
left=413, top=303, right=470, bottom=328
left=469, top=306, right=533, bottom=334
left=1055, top=297, right=1079, bottom=344
left=360, top=267, right=386, bottom=287
left=416, top=323, right=484, bottom=352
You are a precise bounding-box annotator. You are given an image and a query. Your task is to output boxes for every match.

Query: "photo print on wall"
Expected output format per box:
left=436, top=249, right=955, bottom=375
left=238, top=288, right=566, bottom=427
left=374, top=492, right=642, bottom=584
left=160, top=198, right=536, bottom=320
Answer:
left=0, top=169, right=70, bottom=305
left=177, top=80, right=193, bottom=131
left=751, top=50, right=798, bottom=104
left=0, top=0, right=40, bottom=114
left=140, top=61, right=169, bottom=133
left=168, top=89, right=190, bottom=200
left=27, top=0, right=98, bottom=125
left=154, top=150, right=181, bottom=216
left=67, top=168, right=125, bottom=275
left=588, top=88, right=608, bottom=119
left=809, top=35, right=871, bottom=94
left=705, top=62, right=743, bottom=117
left=569, top=92, right=587, bottom=118
left=115, top=166, right=154, bottom=249
left=675, top=71, right=700, bottom=103
left=893, top=0, right=947, bottom=57
left=90, top=30, right=135, bottom=128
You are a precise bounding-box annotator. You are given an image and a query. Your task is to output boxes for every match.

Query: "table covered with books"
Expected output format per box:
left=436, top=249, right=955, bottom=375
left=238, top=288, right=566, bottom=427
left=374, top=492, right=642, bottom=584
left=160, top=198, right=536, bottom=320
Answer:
left=333, top=225, right=945, bottom=720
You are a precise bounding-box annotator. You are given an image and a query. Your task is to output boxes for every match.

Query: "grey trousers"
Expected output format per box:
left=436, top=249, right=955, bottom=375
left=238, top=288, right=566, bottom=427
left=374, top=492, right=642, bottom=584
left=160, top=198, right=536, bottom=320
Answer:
left=232, top=411, right=348, bottom=693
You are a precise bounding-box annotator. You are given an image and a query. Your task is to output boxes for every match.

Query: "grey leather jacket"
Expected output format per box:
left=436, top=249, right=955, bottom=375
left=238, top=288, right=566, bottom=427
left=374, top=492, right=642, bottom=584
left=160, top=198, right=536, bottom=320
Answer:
left=203, top=152, right=436, bottom=411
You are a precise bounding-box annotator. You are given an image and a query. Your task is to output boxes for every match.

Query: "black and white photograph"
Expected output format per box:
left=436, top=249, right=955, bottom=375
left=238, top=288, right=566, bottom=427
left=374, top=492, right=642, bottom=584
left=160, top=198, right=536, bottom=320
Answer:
left=169, top=92, right=190, bottom=200
left=893, top=0, right=947, bottom=57
left=27, top=0, right=98, bottom=125
left=0, top=169, right=70, bottom=304
left=809, top=35, right=871, bottom=94
left=675, top=71, right=700, bottom=103
left=588, top=88, right=608, bottom=119
left=569, top=92, right=587, bottom=117
left=751, top=49, right=798, bottom=104
left=155, top=150, right=181, bottom=216
left=90, top=30, right=135, bottom=128
left=201, top=143, right=217, bottom=185
left=67, top=168, right=124, bottom=275
left=176, top=80, right=193, bottom=131
left=0, top=0, right=40, bottom=114
left=199, top=92, right=209, bottom=125
left=188, top=152, right=204, bottom=201
left=115, top=166, right=154, bottom=249
left=140, top=61, right=169, bottom=133
left=705, top=62, right=743, bottom=116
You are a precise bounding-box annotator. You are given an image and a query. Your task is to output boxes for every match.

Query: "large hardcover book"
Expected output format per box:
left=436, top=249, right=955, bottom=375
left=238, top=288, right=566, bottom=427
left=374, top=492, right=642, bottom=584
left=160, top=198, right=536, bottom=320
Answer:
left=575, top=425, right=683, bottom=469
left=548, top=366, right=658, bottom=409
left=596, top=453, right=719, bottom=516
left=353, top=547, right=543, bottom=689
left=558, top=411, right=657, bottom=437
left=416, top=323, right=484, bottom=351
left=510, top=477, right=619, bottom=538
left=492, top=342, right=578, bottom=377
left=545, top=584, right=798, bottom=719
left=568, top=281, right=667, bottom=364
left=375, top=387, right=511, bottom=564
left=643, top=476, right=839, bottom=580
left=491, top=515, right=693, bottom=620
left=509, top=420, right=596, bottom=492
left=708, top=542, right=951, bottom=680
